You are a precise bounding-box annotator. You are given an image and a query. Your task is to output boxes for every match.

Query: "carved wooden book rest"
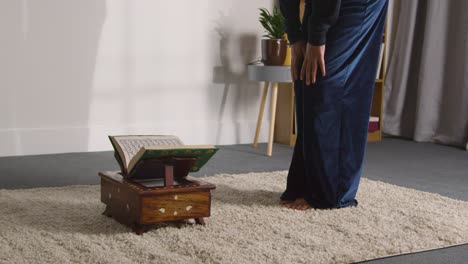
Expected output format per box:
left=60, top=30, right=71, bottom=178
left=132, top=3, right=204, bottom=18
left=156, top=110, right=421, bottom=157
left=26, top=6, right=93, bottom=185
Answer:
left=99, top=157, right=216, bottom=235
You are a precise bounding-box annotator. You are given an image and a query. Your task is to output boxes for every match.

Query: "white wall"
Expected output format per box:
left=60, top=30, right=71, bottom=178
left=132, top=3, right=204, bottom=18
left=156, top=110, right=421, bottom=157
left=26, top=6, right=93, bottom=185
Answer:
left=0, top=0, right=274, bottom=156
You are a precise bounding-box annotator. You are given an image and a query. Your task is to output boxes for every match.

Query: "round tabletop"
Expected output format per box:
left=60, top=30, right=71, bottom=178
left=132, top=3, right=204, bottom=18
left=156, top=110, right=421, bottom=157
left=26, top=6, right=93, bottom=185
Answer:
left=247, top=64, right=292, bottom=83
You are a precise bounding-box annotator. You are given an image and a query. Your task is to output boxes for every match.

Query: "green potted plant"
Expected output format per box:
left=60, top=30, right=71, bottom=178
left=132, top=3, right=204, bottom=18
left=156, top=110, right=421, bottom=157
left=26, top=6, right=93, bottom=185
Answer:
left=259, top=7, right=287, bottom=66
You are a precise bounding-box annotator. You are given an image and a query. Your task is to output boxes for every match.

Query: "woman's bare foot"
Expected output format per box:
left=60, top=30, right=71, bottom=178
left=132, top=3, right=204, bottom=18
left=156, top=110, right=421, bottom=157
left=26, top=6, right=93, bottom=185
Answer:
left=285, top=198, right=311, bottom=210
left=279, top=200, right=294, bottom=206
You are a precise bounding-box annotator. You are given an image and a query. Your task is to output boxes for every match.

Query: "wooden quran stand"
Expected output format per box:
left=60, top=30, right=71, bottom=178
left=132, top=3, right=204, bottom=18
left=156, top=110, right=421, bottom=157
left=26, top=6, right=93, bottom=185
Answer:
left=99, top=157, right=216, bottom=235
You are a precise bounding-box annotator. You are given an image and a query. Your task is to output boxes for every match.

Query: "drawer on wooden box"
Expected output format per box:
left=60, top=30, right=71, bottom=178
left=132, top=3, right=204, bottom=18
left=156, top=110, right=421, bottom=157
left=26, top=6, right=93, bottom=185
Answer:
left=99, top=171, right=215, bottom=234
left=140, top=192, right=211, bottom=224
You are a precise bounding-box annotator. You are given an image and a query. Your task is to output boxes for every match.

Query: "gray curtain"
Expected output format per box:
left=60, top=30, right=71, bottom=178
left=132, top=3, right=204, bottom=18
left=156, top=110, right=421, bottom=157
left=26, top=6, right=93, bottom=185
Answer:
left=383, top=0, right=468, bottom=149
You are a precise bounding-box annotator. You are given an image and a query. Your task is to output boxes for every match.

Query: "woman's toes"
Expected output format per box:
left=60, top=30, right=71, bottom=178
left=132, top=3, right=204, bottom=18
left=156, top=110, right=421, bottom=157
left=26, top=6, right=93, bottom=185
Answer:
left=291, top=202, right=302, bottom=210
left=283, top=198, right=312, bottom=210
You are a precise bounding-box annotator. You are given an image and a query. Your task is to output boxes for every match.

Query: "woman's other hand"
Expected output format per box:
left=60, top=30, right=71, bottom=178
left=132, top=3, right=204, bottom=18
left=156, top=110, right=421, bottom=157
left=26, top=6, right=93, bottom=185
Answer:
left=301, top=44, right=326, bottom=85
left=290, top=41, right=306, bottom=81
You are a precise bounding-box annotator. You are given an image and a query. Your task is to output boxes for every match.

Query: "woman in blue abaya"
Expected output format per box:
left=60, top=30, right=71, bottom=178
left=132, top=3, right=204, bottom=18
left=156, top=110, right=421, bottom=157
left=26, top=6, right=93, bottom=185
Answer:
left=278, top=0, right=388, bottom=210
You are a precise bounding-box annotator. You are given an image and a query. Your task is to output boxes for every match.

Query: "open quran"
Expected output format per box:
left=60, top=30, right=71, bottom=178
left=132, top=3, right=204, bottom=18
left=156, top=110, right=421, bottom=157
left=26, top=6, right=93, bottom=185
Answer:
left=109, top=135, right=218, bottom=176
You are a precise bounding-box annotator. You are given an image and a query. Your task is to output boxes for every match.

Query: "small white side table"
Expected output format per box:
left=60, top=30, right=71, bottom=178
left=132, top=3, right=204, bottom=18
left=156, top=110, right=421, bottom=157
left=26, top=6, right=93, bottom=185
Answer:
left=247, top=64, right=292, bottom=156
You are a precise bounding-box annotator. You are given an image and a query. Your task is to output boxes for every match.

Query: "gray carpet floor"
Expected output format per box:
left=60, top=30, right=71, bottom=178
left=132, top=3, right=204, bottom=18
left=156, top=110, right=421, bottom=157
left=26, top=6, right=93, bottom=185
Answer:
left=0, top=136, right=467, bottom=263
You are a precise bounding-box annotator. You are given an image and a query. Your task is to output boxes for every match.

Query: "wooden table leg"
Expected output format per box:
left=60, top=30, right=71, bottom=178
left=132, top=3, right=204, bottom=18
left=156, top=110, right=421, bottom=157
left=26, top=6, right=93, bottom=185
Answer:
left=132, top=223, right=147, bottom=235
left=195, top=218, right=206, bottom=225
left=254, top=82, right=269, bottom=148
left=102, top=205, right=112, bottom=217
left=267, top=83, right=278, bottom=156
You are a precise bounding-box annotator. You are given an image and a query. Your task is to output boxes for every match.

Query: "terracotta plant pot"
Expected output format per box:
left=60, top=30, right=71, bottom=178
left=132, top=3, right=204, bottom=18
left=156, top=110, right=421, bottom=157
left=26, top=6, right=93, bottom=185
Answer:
left=261, top=39, right=287, bottom=66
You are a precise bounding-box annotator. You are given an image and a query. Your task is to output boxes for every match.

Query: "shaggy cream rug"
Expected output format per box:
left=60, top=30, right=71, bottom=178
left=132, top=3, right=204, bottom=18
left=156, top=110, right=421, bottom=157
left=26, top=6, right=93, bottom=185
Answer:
left=0, top=171, right=467, bottom=264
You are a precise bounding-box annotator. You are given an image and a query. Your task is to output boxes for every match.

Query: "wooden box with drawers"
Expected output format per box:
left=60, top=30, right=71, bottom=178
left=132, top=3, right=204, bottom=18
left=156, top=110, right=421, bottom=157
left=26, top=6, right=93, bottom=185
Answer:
left=99, top=159, right=215, bottom=235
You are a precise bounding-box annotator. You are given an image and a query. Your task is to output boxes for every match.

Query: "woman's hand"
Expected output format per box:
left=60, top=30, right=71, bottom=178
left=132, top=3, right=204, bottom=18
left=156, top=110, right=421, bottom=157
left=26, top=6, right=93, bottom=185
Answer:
left=300, top=44, right=326, bottom=85
left=290, top=41, right=306, bottom=81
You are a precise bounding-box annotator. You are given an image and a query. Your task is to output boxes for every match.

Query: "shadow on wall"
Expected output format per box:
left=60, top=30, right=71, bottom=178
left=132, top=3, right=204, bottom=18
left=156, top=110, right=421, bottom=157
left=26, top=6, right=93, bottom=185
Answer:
left=0, top=0, right=105, bottom=155
left=211, top=13, right=262, bottom=145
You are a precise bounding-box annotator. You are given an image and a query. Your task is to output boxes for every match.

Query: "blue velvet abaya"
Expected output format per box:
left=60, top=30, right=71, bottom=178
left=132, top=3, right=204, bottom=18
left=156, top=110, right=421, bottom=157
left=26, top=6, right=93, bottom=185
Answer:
left=279, top=0, right=389, bottom=208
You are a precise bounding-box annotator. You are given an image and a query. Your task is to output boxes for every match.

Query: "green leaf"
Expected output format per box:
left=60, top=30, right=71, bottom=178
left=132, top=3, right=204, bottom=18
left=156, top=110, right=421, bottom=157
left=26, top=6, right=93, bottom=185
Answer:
left=258, top=6, right=285, bottom=39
